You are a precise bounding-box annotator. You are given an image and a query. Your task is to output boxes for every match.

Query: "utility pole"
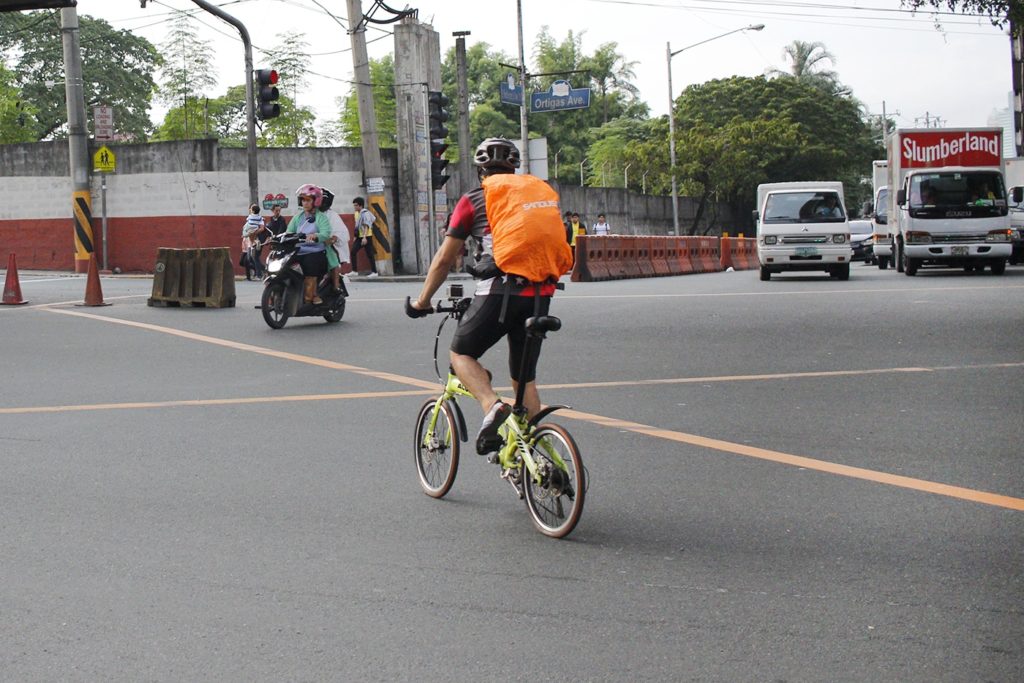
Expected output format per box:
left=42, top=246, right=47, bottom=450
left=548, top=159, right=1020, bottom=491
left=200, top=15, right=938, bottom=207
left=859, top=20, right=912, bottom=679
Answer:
left=454, top=31, right=472, bottom=195
left=516, top=0, right=530, bottom=173
left=60, top=6, right=93, bottom=274
left=346, top=0, right=394, bottom=275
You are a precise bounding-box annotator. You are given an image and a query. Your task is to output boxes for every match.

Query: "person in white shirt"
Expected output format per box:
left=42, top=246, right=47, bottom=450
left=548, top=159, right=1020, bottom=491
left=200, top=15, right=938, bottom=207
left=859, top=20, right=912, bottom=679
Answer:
left=592, top=213, right=610, bottom=236
left=318, top=189, right=349, bottom=291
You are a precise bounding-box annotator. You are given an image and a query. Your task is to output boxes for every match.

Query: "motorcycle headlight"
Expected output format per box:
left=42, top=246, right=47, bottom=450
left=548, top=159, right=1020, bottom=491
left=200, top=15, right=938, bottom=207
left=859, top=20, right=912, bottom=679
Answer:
left=268, top=259, right=283, bottom=273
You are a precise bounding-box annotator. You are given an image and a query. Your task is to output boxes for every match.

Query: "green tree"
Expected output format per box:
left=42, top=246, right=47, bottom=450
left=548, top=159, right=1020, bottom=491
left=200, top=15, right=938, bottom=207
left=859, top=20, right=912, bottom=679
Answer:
left=667, top=75, right=880, bottom=233
left=902, top=1, right=1023, bottom=32
left=156, top=11, right=217, bottom=140
left=264, top=31, right=317, bottom=147
left=441, top=41, right=517, bottom=158
left=580, top=41, right=639, bottom=125
left=0, top=11, right=160, bottom=141
left=0, top=62, right=36, bottom=144
left=337, top=54, right=396, bottom=148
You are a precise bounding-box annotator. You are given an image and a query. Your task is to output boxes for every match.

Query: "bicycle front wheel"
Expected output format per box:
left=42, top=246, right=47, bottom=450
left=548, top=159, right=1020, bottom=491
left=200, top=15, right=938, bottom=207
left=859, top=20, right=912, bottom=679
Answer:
left=523, top=423, right=585, bottom=538
left=413, top=399, right=460, bottom=498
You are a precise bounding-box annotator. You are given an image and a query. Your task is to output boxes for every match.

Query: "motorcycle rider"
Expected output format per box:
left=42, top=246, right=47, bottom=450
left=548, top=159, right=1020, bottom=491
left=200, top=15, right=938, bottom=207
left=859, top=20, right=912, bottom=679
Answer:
left=286, top=184, right=339, bottom=303
left=318, top=188, right=350, bottom=292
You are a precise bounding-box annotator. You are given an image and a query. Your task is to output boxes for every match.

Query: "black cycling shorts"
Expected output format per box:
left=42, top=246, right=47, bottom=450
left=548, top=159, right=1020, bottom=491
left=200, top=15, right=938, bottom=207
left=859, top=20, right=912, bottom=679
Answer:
left=450, top=294, right=551, bottom=383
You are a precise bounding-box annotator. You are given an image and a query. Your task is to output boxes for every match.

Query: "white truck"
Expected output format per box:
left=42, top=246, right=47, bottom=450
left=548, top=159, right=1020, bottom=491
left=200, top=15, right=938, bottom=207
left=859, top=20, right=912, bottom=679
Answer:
left=1004, top=156, right=1024, bottom=264
left=888, top=128, right=1013, bottom=276
left=870, top=160, right=892, bottom=269
left=754, top=181, right=853, bottom=281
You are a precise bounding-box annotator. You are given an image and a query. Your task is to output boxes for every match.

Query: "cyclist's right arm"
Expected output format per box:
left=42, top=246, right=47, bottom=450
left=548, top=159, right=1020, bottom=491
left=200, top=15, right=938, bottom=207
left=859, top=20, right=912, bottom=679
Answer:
left=410, top=235, right=465, bottom=313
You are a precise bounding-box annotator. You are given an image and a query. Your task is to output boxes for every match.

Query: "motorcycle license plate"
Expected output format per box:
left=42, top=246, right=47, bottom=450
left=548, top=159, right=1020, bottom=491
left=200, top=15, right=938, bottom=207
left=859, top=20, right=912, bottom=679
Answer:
left=951, top=246, right=969, bottom=256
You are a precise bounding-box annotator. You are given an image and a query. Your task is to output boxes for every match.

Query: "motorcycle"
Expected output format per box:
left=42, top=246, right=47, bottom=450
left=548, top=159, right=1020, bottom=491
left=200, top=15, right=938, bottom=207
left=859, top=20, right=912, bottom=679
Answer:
left=259, top=232, right=347, bottom=329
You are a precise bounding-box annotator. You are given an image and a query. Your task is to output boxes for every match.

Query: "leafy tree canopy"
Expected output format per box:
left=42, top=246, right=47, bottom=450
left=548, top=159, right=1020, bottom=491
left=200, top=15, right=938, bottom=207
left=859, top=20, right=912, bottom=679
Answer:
left=902, top=1, right=1024, bottom=33
left=0, top=10, right=160, bottom=141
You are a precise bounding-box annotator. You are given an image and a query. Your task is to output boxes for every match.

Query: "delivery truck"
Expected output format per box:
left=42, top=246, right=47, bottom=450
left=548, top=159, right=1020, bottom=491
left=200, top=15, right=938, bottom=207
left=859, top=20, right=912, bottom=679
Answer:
left=870, top=160, right=892, bottom=269
left=888, top=128, right=1013, bottom=275
left=753, top=181, right=852, bottom=281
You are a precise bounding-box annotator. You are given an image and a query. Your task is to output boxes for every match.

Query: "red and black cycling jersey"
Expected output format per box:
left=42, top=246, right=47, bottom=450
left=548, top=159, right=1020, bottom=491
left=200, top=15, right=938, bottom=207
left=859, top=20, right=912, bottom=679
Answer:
left=446, top=187, right=556, bottom=297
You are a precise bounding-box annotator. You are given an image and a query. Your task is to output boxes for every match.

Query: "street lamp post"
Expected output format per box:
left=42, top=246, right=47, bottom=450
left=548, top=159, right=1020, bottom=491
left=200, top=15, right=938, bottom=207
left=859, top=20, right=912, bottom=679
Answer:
left=667, top=23, right=764, bottom=235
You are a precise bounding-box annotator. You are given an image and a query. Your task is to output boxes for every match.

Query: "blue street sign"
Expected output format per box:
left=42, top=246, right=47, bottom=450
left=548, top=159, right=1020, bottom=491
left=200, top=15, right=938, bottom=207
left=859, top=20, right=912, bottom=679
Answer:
left=530, top=79, right=591, bottom=113
left=499, top=72, right=523, bottom=106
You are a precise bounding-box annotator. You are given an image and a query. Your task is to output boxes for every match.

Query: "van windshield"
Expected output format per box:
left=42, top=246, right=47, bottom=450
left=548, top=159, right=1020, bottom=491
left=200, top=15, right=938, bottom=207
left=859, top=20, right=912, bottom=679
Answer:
left=908, top=171, right=1007, bottom=218
left=763, top=191, right=845, bottom=223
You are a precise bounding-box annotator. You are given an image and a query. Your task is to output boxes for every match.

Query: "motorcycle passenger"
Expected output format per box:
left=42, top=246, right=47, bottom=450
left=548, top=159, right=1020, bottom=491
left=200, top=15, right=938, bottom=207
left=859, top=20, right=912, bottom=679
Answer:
left=287, top=184, right=338, bottom=304
left=406, top=137, right=559, bottom=455
left=318, top=188, right=349, bottom=292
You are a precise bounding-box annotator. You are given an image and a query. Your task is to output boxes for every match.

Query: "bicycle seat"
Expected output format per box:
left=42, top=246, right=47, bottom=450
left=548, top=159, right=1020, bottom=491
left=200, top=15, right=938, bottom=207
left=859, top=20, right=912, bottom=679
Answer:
left=525, top=315, right=561, bottom=333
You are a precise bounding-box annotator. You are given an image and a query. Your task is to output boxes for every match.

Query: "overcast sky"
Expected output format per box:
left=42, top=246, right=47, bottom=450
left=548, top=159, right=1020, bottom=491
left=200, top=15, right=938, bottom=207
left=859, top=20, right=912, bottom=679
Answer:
left=93, top=0, right=1012, bottom=132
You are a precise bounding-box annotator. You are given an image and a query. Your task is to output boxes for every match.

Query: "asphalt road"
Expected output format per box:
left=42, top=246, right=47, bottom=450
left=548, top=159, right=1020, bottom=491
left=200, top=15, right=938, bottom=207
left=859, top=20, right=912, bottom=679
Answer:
left=1, top=263, right=1022, bottom=681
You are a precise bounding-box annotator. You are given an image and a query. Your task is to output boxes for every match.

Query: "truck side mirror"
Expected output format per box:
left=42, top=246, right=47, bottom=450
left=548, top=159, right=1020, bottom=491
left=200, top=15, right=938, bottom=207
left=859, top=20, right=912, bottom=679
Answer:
left=751, top=210, right=759, bottom=221
left=1012, top=186, right=1023, bottom=204
left=896, top=189, right=906, bottom=206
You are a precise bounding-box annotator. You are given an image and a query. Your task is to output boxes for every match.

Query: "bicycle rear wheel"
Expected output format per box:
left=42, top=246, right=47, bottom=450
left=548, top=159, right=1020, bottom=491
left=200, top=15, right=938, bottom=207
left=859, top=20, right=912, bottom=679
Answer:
left=414, top=399, right=460, bottom=498
left=523, top=423, right=585, bottom=538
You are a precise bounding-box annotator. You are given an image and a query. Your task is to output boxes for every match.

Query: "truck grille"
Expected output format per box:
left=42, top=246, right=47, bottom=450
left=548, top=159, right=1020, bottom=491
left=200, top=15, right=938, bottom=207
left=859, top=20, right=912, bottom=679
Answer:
left=930, top=233, right=982, bottom=244
left=780, top=235, right=829, bottom=244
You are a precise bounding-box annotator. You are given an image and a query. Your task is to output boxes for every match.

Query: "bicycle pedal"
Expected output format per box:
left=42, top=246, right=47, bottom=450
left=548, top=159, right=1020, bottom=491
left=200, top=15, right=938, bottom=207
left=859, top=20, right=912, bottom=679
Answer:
left=486, top=453, right=500, bottom=465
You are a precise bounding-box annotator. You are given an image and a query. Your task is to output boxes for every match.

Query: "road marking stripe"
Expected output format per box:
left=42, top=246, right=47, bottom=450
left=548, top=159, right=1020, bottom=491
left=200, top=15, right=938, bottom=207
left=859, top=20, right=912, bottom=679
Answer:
left=0, top=390, right=435, bottom=415
left=556, top=408, right=1024, bottom=512
left=34, top=307, right=1024, bottom=511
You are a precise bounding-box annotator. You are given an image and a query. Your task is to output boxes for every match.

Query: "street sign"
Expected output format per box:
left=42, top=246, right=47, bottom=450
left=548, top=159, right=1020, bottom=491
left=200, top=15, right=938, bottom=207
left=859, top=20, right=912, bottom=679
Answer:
left=93, top=105, right=113, bottom=141
left=530, top=79, right=591, bottom=113
left=92, top=145, right=115, bottom=173
left=499, top=72, right=523, bottom=106
left=367, top=177, right=385, bottom=194
left=261, top=193, right=289, bottom=210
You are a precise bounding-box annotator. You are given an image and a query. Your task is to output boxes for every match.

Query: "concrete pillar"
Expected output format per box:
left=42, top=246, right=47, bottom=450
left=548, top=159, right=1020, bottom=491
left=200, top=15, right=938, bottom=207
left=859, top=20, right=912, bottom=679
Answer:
left=394, top=18, right=445, bottom=274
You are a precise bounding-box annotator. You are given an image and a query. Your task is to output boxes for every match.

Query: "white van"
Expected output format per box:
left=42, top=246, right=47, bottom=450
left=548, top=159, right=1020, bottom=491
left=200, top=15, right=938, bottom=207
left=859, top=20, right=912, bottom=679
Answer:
left=754, top=181, right=853, bottom=281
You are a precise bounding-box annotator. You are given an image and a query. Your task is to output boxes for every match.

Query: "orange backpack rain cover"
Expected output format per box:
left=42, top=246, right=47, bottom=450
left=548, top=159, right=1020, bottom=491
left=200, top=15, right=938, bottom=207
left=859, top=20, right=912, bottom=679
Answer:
left=481, top=174, right=573, bottom=282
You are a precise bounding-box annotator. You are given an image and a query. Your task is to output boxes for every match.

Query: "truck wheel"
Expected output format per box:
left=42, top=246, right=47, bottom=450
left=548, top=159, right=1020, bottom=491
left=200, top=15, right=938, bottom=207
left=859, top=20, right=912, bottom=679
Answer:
left=877, top=256, right=889, bottom=270
left=836, top=264, right=850, bottom=281
left=759, top=266, right=771, bottom=281
left=895, top=242, right=904, bottom=273
left=904, top=253, right=918, bottom=276
left=990, top=259, right=1006, bottom=275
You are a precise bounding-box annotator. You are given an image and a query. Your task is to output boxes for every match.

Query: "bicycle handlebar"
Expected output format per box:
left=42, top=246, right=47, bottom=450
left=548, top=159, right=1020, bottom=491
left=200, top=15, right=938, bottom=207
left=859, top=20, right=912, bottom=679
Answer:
left=432, top=297, right=472, bottom=317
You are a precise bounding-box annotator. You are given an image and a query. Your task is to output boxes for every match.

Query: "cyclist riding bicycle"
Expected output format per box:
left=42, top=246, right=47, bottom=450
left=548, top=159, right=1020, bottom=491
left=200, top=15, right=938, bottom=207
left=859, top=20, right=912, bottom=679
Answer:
left=406, top=137, right=565, bottom=455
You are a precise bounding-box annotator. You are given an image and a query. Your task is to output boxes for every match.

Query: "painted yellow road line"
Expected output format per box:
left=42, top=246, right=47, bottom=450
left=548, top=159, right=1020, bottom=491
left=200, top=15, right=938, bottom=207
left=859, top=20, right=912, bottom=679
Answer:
left=44, top=307, right=438, bottom=390
left=36, top=306, right=1024, bottom=512
left=557, top=408, right=1024, bottom=512
left=0, top=389, right=435, bottom=415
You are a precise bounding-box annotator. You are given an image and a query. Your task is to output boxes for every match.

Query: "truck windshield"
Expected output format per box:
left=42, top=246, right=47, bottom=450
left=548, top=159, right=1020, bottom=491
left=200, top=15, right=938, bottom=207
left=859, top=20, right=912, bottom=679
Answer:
left=875, top=188, right=888, bottom=223
left=762, top=191, right=845, bottom=223
left=908, top=171, right=1007, bottom=217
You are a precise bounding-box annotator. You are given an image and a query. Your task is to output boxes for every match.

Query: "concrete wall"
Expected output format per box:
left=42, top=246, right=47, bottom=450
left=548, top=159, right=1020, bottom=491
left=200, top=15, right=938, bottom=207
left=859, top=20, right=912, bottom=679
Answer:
left=0, top=140, right=399, bottom=273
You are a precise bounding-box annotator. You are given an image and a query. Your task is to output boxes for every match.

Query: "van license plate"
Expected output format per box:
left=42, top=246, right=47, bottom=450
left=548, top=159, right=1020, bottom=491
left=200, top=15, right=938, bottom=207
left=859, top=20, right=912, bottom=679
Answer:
left=795, top=247, right=818, bottom=257
left=951, top=246, right=968, bottom=256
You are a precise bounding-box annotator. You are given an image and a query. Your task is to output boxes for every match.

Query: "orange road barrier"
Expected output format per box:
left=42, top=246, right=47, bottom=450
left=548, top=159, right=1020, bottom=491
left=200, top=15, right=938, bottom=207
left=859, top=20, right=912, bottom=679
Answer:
left=677, top=237, right=695, bottom=274
left=2, top=253, right=28, bottom=305
left=636, top=236, right=656, bottom=277
left=736, top=237, right=759, bottom=269
left=651, top=237, right=672, bottom=276
left=684, top=237, right=704, bottom=273
left=698, top=236, right=722, bottom=273
left=622, top=236, right=642, bottom=278
left=720, top=235, right=736, bottom=270
left=605, top=236, right=627, bottom=280
left=79, top=254, right=111, bottom=307
left=586, top=236, right=611, bottom=281
left=665, top=238, right=683, bottom=275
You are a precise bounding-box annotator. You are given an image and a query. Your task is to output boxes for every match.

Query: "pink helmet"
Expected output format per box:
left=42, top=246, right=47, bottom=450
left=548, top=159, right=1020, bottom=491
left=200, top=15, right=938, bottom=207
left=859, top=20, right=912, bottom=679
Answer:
left=295, top=183, right=323, bottom=208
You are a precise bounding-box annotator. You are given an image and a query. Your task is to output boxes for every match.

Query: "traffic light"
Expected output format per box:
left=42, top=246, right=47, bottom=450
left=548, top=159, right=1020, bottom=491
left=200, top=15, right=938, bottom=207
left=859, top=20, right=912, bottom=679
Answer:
left=427, top=90, right=450, bottom=190
left=254, top=68, right=280, bottom=120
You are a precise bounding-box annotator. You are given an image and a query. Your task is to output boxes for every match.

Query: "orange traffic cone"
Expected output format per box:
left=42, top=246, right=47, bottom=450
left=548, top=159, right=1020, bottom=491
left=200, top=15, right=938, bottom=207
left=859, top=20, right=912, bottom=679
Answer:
left=77, top=254, right=111, bottom=307
left=2, top=253, right=28, bottom=305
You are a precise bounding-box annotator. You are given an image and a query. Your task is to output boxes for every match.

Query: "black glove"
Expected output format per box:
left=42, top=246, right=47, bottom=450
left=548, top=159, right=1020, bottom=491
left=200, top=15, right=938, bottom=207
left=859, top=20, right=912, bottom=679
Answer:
left=405, top=296, right=431, bottom=319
